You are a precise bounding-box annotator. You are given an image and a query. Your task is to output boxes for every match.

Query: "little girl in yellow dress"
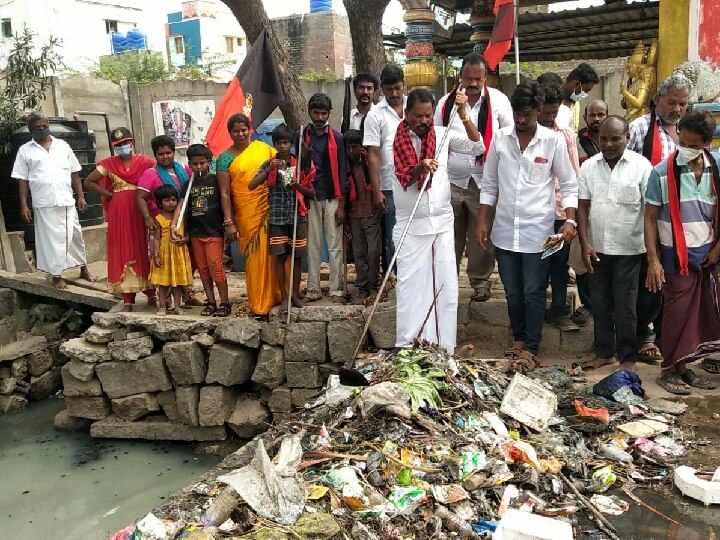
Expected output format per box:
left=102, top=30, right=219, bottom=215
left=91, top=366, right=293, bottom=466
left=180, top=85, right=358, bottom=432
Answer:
left=149, top=185, right=193, bottom=315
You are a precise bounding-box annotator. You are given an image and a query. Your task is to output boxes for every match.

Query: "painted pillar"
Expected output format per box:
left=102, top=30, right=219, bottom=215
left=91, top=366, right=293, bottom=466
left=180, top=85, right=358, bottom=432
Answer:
left=657, top=0, right=689, bottom=80
left=399, top=2, right=440, bottom=90
left=689, top=0, right=720, bottom=68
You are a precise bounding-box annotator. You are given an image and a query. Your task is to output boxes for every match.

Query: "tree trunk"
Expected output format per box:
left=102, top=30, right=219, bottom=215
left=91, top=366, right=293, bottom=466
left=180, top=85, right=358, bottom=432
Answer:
left=219, top=0, right=306, bottom=129
left=343, top=0, right=391, bottom=76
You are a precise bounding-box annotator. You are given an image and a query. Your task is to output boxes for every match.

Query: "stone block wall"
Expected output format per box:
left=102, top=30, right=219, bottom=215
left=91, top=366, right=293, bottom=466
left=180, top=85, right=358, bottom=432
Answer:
left=57, top=306, right=377, bottom=442
left=0, top=288, right=74, bottom=414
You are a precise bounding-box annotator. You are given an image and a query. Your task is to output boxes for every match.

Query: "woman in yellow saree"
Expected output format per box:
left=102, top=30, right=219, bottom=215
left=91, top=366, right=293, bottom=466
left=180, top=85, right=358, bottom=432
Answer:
left=216, top=113, right=280, bottom=315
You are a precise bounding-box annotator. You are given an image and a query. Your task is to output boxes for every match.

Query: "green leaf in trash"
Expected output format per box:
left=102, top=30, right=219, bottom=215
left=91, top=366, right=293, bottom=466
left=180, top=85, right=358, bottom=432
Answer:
left=397, top=362, right=446, bottom=412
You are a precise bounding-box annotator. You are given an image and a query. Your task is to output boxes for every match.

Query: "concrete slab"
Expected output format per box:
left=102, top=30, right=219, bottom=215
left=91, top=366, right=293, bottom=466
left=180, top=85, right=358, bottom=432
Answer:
left=0, top=270, right=116, bottom=310
left=90, top=416, right=227, bottom=441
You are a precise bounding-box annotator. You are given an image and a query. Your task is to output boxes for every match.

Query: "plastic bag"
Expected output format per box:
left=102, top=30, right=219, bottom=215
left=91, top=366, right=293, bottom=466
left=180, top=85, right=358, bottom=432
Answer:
left=589, top=465, right=617, bottom=492
left=135, top=513, right=167, bottom=540
left=574, top=400, right=610, bottom=424
left=593, top=370, right=645, bottom=400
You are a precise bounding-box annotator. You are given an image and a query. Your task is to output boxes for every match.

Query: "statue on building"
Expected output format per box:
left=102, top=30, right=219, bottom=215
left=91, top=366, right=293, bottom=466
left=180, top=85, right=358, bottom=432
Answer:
left=620, top=40, right=658, bottom=122
left=672, top=60, right=720, bottom=103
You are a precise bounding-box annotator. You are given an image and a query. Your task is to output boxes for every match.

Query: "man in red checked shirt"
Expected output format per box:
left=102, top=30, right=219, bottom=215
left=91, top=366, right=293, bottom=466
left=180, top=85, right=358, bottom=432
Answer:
left=391, top=89, right=485, bottom=354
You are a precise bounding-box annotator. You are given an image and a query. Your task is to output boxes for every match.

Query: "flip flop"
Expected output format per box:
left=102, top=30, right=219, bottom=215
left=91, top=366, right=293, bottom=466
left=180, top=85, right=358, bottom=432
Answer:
left=471, top=289, right=491, bottom=302
left=656, top=373, right=691, bottom=395
left=681, top=369, right=718, bottom=390
left=638, top=343, right=663, bottom=363
left=701, top=358, right=720, bottom=374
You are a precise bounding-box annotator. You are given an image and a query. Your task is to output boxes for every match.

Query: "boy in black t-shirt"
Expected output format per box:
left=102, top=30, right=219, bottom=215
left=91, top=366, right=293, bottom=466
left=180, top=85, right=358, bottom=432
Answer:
left=171, top=144, right=236, bottom=317
left=249, top=124, right=315, bottom=312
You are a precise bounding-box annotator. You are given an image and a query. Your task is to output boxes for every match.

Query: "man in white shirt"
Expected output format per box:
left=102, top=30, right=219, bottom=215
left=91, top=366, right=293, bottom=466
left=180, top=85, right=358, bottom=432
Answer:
left=537, top=72, right=574, bottom=132
left=577, top=116, right=653, bottom=371
left=349, top=73, right=378, bottom=133
left=477, top=82, right=578, bottom=371
left=434, top=52, right=513, bottom=302
left=392, top=89, right=485, bottom=353
left=12, top=113, right=95, bottom=289
left=537, top=81, right=581, bottom=332
left=364, top=65, right=406, bottom=276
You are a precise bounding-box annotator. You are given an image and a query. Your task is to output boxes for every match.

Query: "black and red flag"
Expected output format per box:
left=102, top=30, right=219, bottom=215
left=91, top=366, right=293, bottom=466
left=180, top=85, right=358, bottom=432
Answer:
left=205, top=29, right=284, bottom=156
left=484, top=0, right=515, bottom=71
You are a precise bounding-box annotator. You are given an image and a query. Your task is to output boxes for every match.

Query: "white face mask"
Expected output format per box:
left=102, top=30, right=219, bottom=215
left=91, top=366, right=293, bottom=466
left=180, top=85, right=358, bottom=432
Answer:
left=678, top=146, right=703, bottom=163
left=115, top=143, right=133, bottom=156
left=570, top=89, right=589, bottom=102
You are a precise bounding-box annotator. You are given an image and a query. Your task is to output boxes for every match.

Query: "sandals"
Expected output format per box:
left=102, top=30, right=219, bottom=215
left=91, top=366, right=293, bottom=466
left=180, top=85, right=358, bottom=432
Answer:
left=701, top=358, right=720, bottom=374
left=512, top=350, right=539, bottom=374
left=498, top=342, right=538, bottom=373
left=680, top=369, right=717, bottom=390
left=201, top=303, right=217, bottom=317
left=656, top=373, right=691, bottom=395
left=638, top=343, right=663, bottom=363
left=214, top=303, right=232, bottom=318
left=471, top=289, right=491, bottom=302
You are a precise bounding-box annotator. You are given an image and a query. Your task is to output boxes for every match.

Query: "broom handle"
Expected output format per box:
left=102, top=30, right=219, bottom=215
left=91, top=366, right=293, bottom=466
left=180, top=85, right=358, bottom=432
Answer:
left=287, top=126, right=304, bottom=326
left=175, top=175, right=194, bottom=231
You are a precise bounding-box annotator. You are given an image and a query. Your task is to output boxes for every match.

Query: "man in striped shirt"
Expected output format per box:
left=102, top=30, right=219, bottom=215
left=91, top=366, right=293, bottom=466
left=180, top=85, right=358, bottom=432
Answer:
left=628, top=74, right=692, bottom=364
left=645, top=109, right=720, bottom=394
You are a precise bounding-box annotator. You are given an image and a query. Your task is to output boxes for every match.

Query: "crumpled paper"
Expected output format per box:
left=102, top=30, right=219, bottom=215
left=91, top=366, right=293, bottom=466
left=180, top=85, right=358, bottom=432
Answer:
left=218, top=438, right=304, bottom=526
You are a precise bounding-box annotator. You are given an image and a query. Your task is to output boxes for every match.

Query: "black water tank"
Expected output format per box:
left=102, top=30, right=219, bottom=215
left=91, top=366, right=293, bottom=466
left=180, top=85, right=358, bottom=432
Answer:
left=0, top=118, right=103, bottom=245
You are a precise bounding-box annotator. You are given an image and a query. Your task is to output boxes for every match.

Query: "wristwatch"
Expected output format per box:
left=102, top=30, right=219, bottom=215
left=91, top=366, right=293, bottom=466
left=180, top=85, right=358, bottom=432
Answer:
left=565, top=218, right=578, bottom=227
left=460, top=114, right=470, bottom=123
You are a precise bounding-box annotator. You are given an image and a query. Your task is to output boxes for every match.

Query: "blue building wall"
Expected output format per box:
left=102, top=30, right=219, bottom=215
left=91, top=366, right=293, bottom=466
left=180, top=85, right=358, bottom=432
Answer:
left=167, top=11, right=203, bottom=66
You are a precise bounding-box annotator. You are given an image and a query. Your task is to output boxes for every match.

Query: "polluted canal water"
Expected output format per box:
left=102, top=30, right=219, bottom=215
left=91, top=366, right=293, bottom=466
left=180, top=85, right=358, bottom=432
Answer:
left=0, top=398, right=218, bottom=539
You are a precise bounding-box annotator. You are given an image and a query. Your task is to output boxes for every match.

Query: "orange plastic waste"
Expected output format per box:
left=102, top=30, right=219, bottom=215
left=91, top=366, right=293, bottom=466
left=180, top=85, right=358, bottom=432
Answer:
left=574, top=400, right=610, bottom=424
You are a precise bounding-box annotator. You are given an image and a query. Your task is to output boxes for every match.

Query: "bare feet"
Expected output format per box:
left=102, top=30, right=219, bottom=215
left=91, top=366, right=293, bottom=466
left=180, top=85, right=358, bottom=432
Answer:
left=291, top=295, right=306, bottom=308
left=79, top=266, right=98, bottom=282
left=582, top=357, right=616, bottom=370
left=122, top=303, right=134, bottom=312
left=52, top=277, right=68, bottom=290
left=617, top=361, right=636, bottom=372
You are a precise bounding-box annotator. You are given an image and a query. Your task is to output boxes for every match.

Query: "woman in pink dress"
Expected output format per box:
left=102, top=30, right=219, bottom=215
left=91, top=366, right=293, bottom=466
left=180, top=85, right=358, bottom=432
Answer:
left=136, top=135, right=202, bottom=307
left=84, top=127, right=156, bottom=311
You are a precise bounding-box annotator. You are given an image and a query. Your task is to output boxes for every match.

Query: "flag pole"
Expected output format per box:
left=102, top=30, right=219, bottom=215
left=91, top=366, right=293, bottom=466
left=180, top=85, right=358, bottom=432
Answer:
left=513, top=0, right=520, bottom=84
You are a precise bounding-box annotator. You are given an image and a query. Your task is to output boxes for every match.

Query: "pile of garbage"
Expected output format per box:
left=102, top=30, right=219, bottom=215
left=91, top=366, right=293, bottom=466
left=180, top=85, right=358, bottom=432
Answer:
left=109, top=342, right=700, bottom=540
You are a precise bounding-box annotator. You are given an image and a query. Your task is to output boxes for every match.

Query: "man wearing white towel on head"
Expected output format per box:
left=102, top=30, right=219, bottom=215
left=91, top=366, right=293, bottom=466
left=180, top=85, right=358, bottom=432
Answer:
left=12, top=113, right=95, bottom=289
left=391, top=89, right=484, bottom=353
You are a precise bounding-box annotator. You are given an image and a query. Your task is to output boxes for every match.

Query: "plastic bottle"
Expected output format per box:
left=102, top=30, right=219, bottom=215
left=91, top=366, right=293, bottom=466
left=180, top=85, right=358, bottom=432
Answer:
left=200, top=487, right=239, bottom=526
left=600, top=443, right=634, bottom=463
left=435, top=506, right=480, bottom=539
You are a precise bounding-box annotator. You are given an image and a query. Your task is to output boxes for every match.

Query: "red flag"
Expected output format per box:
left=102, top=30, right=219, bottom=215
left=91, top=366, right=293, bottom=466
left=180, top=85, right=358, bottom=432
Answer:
left=484, top=0, right=515, bottom=71
left=205, top=29, right=284, bottom=156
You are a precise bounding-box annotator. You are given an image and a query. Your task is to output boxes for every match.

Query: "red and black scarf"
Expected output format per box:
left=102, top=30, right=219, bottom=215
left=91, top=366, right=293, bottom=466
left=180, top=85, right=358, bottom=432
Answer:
left=266, top=155, right=317, bottom=217
left=393, top=120, right=437, bottom=191
left=304, top=127, right=342, bottom=200
left=441, top=84, right=492, bottom=164
left=642, top=110, right=664, bottom=166
left=666, top=149, right=720, bottom=275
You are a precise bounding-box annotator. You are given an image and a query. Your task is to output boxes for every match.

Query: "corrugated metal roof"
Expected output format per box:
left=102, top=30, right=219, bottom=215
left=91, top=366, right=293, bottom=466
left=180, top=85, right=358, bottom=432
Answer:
left=386, top=1, right=659, bottom=61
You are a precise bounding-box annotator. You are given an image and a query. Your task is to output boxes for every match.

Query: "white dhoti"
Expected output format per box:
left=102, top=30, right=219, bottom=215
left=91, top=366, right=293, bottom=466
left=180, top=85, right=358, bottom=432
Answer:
left=393, top=228, right=458, bottom=353
left=34, top=205, right=87, bottom=276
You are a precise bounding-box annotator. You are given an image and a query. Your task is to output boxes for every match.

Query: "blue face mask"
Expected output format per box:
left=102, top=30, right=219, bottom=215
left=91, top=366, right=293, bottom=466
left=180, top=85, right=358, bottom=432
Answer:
left=115, top=143, right=133, bottom=156
left=570, top=88, right=589, bottom=102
